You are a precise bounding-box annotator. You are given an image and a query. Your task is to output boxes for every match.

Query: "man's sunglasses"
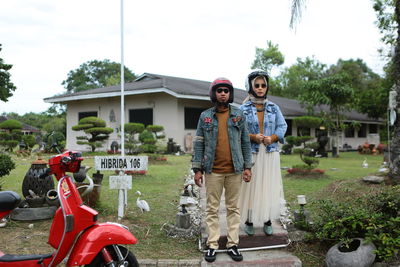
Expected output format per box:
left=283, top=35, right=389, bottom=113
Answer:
left=254, top=83, right=267, bottom=89
left=216, top=88, right=230, bottom=94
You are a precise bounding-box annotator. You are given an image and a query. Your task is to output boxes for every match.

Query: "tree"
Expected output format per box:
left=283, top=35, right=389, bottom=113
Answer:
left=251, top=41, right=285, bottom=73
left=0, top=119, right=22, bottom=151
left=0, top=154, right=15, bottom=190
left=124, top=122, right=145, bottom=154
left=72, top=116, right=113, bottom=152
left=0, top=44, right=16, bottom=102
left=328, top=58, right=388, bottom=119
left=62, top=59, right=136, bottom=93
left=290, top=0, right=400, bottom=182
left=388, top=0, right=400, bottom=184
left=299, top=74, right=354, bottom=156
left=275, top=56, right=326, bottom=99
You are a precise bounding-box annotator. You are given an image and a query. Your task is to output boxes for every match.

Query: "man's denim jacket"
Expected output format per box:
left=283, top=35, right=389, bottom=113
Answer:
left=192, top=105, right=253, bottom=174
left=240, top=100, right=287, bottom=153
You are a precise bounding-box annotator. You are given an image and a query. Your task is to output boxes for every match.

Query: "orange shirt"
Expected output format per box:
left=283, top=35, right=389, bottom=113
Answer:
left=212, top=106, right=234, bottom=173
left=249, top=104, right=278, bottom=144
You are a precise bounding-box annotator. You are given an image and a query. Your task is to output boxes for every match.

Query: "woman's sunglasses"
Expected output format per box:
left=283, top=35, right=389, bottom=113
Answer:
left=254, top=83, right=267, bottom=89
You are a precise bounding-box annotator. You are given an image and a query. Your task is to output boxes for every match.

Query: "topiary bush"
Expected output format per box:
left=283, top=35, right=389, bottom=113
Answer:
left=139, top=130, right=157, bottom=153
left=0, top=119, right=23, bottom=152
left=124, top=122, right=145, bottom=154
left=0, top=154, right=16, bottom=190
left=72, top=116, right=113, bottom=152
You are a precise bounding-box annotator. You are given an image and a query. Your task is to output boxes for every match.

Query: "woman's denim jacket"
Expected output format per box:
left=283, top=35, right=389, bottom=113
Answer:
left=192, top=105, right=253, bottom=174
left=240, top=100, right=287, bottom=153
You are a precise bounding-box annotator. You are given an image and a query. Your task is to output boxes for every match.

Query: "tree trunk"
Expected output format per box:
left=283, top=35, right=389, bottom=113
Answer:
left=389, top=0, right=400, bottom=185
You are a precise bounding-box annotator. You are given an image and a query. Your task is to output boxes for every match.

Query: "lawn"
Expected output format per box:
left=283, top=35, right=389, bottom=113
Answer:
left=0, top=151, right=386, bottom=263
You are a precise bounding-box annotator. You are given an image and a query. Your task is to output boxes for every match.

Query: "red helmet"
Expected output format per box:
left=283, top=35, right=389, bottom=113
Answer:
left=209, top=77, right=234, bottom=103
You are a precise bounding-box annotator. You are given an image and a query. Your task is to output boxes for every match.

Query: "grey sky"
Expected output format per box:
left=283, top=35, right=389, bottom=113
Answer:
left=1, top=0, right=385, bottom=114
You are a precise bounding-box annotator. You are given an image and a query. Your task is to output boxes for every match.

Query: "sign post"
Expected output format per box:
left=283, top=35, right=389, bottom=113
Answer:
left=95, top=156, right=148, bottom=219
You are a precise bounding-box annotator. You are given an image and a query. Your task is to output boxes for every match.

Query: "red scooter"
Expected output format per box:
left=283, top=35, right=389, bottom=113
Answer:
left=0, top=151, right=139, bottom=266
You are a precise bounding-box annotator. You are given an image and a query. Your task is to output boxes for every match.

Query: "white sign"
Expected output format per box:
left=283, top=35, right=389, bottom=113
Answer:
left=94, top=156, right=148, bottom=171
left=109, top=175, right=132, bottom=190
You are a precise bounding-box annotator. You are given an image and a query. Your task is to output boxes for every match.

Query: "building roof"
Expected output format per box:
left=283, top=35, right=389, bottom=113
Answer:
left=44, top=73, right=381, bottom=123
left=0, top=116, right=40, bottom=133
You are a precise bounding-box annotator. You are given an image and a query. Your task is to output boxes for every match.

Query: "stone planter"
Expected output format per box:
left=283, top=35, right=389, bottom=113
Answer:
left=326, top=238, right=376, bottom=267
left=25, top=195, right=45, bottom=208
left=45, top=189, right=59, bottom=207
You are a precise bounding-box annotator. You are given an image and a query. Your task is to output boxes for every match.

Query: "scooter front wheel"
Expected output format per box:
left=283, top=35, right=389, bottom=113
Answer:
left=84, top=245, right=139, bottom=267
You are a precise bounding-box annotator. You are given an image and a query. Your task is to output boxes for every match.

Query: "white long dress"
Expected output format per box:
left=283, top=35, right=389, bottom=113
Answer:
left=238, top=144, right=286, bottom=227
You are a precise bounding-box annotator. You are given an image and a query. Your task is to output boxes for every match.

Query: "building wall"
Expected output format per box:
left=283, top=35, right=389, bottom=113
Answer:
left=65, top=95, right=381, bottom=152
left=65, top=93, right=210, bottom=152
left=286, top=120, right=381, bottom=151
left=177, top=99, right=213, bottom=151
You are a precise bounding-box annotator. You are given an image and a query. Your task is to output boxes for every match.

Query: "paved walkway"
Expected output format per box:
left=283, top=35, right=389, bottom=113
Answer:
left=139, top=182, right=302, bottom=267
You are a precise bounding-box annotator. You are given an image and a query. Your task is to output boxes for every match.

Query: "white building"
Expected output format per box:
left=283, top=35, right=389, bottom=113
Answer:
left=44, top=73, right=382, bottom=152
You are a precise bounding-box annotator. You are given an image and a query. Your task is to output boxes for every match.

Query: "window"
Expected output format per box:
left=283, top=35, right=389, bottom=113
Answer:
left=78, top=111, right=97, bottom=121
left=285, top=119, right=292, bottom=136
left=184, top=107, right=205, bottom=129
left=297, top=127, right=310, bottom=136
left=129, top=108, right=153, bottom=126
left=358, top=123, right=367, bottom=138
left=344, top=123, right=355, bottom=138
left=369, top=124, right=378, bottom=134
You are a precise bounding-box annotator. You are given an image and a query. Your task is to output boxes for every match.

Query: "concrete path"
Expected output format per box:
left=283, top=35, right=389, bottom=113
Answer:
left=199, top=184, right=302, bottom=267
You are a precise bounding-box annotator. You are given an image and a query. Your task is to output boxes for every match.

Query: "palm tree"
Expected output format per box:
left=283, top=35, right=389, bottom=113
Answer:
left=289, top=0, right=400, bottom=184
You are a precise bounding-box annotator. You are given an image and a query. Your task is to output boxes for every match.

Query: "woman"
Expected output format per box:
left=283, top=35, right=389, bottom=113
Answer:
left=238, top=70, right=287, bottom=235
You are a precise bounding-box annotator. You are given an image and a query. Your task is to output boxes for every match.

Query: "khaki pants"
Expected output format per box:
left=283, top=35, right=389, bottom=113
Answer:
left=205, top=172, right=242, bottom=249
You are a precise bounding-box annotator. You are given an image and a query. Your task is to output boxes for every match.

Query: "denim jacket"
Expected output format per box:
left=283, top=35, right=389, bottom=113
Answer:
left=192, top=105, right=253, bottom=174
left=240, top=100, right=287, bottom=153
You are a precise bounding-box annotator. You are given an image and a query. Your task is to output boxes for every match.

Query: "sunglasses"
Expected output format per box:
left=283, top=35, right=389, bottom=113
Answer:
left=254, top=83, right=267, bottom=89
left=216, top=88, right=230, bottom=94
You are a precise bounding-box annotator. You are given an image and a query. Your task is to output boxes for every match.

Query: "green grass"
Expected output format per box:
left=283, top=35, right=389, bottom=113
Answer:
left=0, top=151, right=386, bottom=261
left=281, top=152, right=383, bottom=205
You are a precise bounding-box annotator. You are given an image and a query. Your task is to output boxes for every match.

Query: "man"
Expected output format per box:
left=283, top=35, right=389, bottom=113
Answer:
left=192, top=77, right=253, bottom=262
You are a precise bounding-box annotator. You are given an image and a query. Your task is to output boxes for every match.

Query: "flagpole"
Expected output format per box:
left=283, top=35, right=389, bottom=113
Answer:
left=118, top=0, right=126, bottom=220
left=120, top=0, right=125, bottom=157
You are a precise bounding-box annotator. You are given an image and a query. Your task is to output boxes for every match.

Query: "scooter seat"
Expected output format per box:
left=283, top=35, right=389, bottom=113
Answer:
left=0, top=253, right=53, bottom=262
left=0, top=191, right=21, bottom=212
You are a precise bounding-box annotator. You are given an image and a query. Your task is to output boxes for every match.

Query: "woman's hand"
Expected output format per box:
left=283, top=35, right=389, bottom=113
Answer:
left=263, top=135, right=272, bottom=145
left=255, top=133, right=264, bottom=144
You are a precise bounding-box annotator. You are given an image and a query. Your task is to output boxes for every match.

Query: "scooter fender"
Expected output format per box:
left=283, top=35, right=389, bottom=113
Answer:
left=67, top=222, right=138, bottom=266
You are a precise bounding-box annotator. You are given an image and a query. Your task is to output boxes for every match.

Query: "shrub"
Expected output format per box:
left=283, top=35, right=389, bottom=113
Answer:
left=72, top=117, right=113, bottom=152
left=0, top=154, right=15, bottom=190
left=311, top=186, right=400, bottom=261
left=0, top=119, right=23, bottom=152
left=124, top=122, right=145, bottom=154
left=287, top=165, right=325, bottom=176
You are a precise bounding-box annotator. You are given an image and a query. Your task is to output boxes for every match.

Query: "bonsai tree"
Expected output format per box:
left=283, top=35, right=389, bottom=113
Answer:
left=124, top=122, right=145, bottom=154
left=139, top=129, right=157, bottom=153
left=72, top=116, right=113, bottom=152
left=21, top=135, right=36, bottom=151
left=0, top=119, right=22, bottom=152
left=144, top=125, right=166, bottom=153
left=0, top=154, right=15, bottom=190
left=292, top=116, right=323, bottom=169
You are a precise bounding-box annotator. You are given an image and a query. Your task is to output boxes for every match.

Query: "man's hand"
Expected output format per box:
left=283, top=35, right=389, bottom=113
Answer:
left=263, top=135, right=272, bottom=145
left=242, top=169, right=252, bottom=183
left=194, top=171, right=203, bottom=187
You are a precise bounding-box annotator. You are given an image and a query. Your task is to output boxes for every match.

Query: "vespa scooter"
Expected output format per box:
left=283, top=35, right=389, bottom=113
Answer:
left=0, top=150, right=139, bottom=266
